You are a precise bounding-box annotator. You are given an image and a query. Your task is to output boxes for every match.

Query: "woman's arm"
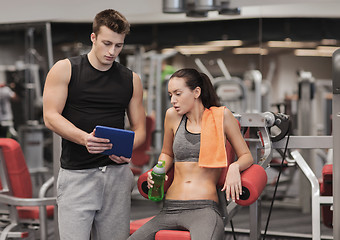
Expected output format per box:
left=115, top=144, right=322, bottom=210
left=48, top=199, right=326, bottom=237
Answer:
left=147, top=107, right=180, bottom=188
left=222, top=108, right=254, bottom=202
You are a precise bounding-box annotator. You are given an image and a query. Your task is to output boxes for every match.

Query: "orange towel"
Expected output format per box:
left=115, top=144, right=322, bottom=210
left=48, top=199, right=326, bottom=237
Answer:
left=199, top=106, right=227, bottom=168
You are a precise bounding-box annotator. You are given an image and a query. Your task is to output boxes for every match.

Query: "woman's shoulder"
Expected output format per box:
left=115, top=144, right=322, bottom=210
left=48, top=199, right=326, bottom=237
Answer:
left=166, top=107, right=182, bottom=119
left=165, top=107, right=183, bottom=127
left=223, top=106, right=234, bottom=119
left=222, top=106, right=240, bottom=131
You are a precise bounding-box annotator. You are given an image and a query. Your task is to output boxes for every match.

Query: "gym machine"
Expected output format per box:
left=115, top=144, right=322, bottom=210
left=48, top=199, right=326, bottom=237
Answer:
left=127, top=48, right=177, bottom=155
left=234, top=111, right=333, bottom=240
left=0, top=23, right=54, bottom=178
left=332, top=49, right=340, bottom=240
left=195, top=58, right=274, bottom=114
left=195, top=58, right=248, bottom=113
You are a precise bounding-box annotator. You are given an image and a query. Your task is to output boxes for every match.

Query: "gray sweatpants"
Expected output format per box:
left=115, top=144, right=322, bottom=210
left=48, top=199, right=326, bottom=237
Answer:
left=128, top=200, right=224, bottom=240
left=57, top=164, right=134, bottom=240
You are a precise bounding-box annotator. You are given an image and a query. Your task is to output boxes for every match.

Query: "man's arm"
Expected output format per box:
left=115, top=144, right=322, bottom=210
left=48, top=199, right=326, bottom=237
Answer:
left=126, top=72, right=146, bottom=149
left=43, top=59, right=111, bottom=154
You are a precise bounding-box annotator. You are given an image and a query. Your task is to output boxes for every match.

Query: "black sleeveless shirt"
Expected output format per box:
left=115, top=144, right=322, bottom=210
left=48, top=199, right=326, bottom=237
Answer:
left=61, top=54, right=133, bottom=169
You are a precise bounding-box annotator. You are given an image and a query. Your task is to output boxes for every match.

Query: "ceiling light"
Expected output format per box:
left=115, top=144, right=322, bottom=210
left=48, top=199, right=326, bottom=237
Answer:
left=316, top=46, right=340, bottom=52
left=175, top=44, right=224, bottom=55
left=294, top=49, right=337, bottom=57
left=205, top=40, right=243, bottom=47
left=178, top=49, right=209, bottom=55
left=175, top=45, right=223, bottom=51
left=219, top=1, right=241, bottom=15
left=163, top=0, right=185, bottom=13
left=186, top=10, right=208, bottom=17
left=186, top=2, right=209, bottom=18
left=320, top=39, right=338, bottom=46
left=161, top=48, right=177, bottom=55
left=267, top=41, right=317, bottom=48
left=194, top=0, right=217, bottom=11
left=233, top=47, right=268, bottom=55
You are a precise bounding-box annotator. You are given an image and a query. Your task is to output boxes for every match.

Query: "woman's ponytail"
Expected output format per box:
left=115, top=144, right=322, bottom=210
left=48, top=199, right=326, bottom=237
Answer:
left=170, top=68, right=221, bottom=109
left=199, top=72, right=221, bottom=108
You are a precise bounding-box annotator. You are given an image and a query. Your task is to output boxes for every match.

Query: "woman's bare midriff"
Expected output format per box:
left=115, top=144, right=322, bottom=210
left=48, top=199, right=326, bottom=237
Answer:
left=165, top=162, right=222, bottom=203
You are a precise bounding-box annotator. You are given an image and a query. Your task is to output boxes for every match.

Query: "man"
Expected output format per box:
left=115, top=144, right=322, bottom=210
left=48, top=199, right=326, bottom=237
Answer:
left=0, top=81, right=18, bottom=138
left=43, top=9, right=146, bottom=240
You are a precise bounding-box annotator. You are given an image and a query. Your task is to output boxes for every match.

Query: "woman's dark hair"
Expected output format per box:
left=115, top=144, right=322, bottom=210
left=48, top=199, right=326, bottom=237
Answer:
left=170, top=68, right=220, bottom=108
left=93, top=9, right=130, bottom=35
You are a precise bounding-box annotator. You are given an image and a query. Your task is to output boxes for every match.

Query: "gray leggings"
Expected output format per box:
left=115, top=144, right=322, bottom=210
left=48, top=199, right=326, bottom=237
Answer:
left=129, top=200, right=224, bottom=240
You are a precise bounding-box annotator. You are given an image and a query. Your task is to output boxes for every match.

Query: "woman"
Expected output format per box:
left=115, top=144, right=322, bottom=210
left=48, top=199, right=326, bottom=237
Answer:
left=129, top=68, right=253, bottom=240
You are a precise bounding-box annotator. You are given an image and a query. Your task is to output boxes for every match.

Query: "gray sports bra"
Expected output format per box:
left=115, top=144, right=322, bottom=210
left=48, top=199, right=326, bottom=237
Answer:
left=173, top=115, right=200, bottom=162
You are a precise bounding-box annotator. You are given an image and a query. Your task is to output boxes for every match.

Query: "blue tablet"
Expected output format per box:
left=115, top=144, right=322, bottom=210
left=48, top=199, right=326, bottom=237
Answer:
left=94, top=125, right=135, bottom=158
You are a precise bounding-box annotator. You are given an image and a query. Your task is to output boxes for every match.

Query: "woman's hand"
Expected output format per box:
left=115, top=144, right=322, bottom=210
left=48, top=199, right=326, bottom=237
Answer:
left=222, top=163, right=242, bottom=202
left=147, top=171, right=168, bottom=189
left=147, top=171, right=154, bottom=189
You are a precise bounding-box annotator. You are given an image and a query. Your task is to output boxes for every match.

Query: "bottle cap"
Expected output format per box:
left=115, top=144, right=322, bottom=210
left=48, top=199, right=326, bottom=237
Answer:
left=153, top=160, right=165, bottom=174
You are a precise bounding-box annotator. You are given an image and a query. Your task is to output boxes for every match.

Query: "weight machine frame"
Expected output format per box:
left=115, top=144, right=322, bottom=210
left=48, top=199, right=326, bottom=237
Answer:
left=235, top=112, right=333, bottom=240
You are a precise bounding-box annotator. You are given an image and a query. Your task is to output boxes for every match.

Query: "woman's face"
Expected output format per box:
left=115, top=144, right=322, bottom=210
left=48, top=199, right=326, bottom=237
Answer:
left=168, top=77, right=198, bottom=114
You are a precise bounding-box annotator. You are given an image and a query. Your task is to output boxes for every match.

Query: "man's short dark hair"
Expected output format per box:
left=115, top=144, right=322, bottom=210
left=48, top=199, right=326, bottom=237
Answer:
left=93, top=9, right=130, bottom=35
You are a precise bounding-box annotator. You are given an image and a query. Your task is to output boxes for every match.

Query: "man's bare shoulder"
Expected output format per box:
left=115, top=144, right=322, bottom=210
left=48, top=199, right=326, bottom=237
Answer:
left=53, top=58, right=71, bottom=70
left=46, top=59, right=71, bottom=84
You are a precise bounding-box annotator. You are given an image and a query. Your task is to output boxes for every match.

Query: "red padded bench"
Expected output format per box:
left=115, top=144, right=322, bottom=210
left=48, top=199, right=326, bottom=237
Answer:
left=320, top=164, right=333, bottom=228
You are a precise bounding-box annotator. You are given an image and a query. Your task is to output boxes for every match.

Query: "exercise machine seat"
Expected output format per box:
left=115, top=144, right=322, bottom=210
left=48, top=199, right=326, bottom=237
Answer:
left=155, top=230, right=191, bottom=240
left=129, top=216, right=154, bottom=235
left=0, top=138, right=55, bottom=240
left=137, top=164, right=266, bottom=207
left=131, top=139, right=267, bottom=238
left=0, top=138, right=32, bottom=198
left=0, top=138, right=54, bottom=220
left=131, top=116, right=155, bottom=175
left=320, top=164, right=333, bottom=228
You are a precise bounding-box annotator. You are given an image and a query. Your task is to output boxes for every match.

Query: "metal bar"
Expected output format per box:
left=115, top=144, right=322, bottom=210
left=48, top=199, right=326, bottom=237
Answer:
left=39, top=206, right=47, bottom=240
left=194, top=58, right=214, bottom=81
left=155, top=56, right=163, bottom=152
left=291, top=150, right=320, bottom=240
left=216, top=58, right=232, bottom=80
left=224, top=227, right=333, bottom=240
left=249, top=201, right=261, bottom=240
left=52, top=133, right=61, bottom=240
left=147, top=57, right=156, bottom=116
left=0, top=222, right=18, bottom=240
left=45, top=22, right=54, bottom=70
left=0, top=194, right=56, bottom=206
left=0, top=149, right=11, bottom=194
left=238, top=113, right=267, bottom=127
left=272, top=136, right=332, bottom=149
left=332, top=48, right=340, bottom=240
left=0, top=22, right=47, bottom=31
left=38, top=176, right=54, bottom=198
left=320, top=196, right=333, bottom=205
left=253, top=70, right=262, bottom=113
left=0, top=230, right=29, bottom=238
left=246, top=128, right=263, bottom=240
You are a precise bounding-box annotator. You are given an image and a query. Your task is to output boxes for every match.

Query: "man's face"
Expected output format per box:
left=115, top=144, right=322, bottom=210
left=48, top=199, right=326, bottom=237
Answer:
left=91, top=26, right=125, bottom=65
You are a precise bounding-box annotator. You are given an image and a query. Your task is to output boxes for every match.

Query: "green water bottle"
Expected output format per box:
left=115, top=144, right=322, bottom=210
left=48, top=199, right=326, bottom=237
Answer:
left=148, top=160, right=166, bottom=202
